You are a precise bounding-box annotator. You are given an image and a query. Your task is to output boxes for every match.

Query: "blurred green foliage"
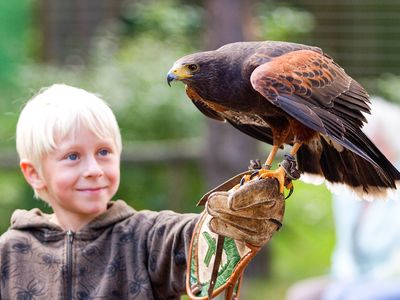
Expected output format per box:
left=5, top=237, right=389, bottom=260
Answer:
left=0, top=0, right=33, bottom=86
left=15, top=36, right=204, bottom=141
left=363, top=73, right=400, bottom=104
left=119, top=0, right=203, bottom=47
left=256, top=1, right=315, bottom=42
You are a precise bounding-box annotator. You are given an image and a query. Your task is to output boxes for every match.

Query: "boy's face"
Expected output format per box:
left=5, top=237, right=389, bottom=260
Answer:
left=39, top=125, right=120, bottom=228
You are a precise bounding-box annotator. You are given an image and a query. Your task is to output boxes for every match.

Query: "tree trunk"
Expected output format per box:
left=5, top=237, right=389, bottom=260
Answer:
left=202, top=0, right=260, bottom=189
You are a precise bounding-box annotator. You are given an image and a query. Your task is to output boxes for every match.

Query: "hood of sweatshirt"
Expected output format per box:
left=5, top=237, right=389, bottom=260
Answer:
left=9, top=200, right=136, bottom=241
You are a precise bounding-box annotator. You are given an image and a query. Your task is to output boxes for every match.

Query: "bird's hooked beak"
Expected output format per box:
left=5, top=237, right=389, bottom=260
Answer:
left=167, top=63, right=193, bottom=86
left=167, top=72, right=176, bottom=87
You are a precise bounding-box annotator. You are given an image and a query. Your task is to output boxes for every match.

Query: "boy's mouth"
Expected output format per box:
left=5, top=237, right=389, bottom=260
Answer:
left=77, top=187, right=106, bottom=192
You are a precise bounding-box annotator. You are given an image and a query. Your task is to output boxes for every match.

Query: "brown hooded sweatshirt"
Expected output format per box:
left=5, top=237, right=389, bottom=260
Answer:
left=0, top=200, right=198, bottom=300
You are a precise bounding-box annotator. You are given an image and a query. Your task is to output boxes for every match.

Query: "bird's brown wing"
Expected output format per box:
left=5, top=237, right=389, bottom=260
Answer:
left=251, top=49, right=370, bottom=128
left=250, top=49, right=374, bottom=160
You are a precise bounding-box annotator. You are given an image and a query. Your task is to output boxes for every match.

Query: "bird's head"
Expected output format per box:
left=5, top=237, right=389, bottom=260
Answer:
left=167, top=61, right=199, bottom=86
left=167, top=52, right=219, bottom=86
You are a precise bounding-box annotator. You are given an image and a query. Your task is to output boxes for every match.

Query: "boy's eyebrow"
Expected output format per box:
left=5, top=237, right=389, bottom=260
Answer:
left=95, top=138, right=117, bottom=147
left=57, top=139, right=116, bottom=150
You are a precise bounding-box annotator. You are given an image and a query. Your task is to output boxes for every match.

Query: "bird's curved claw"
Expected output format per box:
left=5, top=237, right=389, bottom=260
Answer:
left=285, top=182, right=294, bottom=199
left=239, top=176, right=247, bottom=186
left=280, top=154, right=299, bottom=198
left=269, top=218, right=283, bottom=231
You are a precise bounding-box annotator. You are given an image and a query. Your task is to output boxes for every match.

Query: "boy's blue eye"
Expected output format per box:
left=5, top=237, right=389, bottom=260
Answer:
left=67, top=153, right=78, bottom=161
left=99, top=149, right=109, bottom=156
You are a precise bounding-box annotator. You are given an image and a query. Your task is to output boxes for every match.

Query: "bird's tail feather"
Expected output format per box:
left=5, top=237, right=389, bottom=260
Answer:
left=297, top=136, right=400, bottom=198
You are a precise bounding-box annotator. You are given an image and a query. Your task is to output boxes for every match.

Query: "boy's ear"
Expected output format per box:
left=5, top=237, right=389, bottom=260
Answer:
left=20, top=159, right=45, bottom=190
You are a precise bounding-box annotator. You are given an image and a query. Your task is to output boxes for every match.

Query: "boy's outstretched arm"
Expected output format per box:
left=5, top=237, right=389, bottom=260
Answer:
left=146, top=177, right=284, bottom=300
left=146, top=210, right=200, bottom=298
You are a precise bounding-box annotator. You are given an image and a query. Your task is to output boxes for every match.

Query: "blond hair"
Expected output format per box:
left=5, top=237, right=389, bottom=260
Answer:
left=16, top=84, right=122, bottom=196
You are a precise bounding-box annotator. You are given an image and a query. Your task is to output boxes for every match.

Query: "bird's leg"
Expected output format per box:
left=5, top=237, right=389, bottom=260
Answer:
left=239, top=125, right=299, bottom=193
left=265, top=145, right=280, bottom=169
left=258, top=142, right=303, bottom=194
left=289, top=142, right=302, bottom=157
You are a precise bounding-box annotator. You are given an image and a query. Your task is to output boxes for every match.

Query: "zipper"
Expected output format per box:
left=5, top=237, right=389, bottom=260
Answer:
left=66, top=230, right=74, bottom=300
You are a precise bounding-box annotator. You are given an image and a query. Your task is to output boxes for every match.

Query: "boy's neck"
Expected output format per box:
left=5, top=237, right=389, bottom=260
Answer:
left=49, top=212, right=100, bottom=232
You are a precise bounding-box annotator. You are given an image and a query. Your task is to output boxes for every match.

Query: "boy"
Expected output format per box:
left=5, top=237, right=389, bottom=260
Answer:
left=0, top=84, right=282, bottom=299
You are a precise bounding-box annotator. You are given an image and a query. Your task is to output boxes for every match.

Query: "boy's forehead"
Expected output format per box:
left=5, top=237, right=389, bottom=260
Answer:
left=54, top=126, right=117, bottom=148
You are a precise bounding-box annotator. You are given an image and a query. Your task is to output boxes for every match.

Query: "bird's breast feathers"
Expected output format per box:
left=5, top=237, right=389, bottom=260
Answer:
left=221, top=111, right=269, bottom=127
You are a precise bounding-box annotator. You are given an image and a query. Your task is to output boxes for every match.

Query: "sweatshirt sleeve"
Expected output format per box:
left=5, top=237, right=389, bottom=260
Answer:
left=146, top=211, right=200, bottom=298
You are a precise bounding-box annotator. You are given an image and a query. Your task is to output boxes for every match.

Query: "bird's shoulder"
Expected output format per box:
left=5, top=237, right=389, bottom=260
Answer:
left=217, top=41, right=322, bottom=64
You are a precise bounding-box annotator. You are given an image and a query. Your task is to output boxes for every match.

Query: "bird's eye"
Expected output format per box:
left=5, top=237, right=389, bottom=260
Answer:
left=187, top=64, right=198, bottom=71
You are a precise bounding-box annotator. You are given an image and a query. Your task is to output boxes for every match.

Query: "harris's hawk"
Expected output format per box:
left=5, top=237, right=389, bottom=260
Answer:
left=167, top=41, right=400, bottom=198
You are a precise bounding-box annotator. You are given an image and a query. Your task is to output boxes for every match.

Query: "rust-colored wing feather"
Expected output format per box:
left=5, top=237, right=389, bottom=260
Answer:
left=250, top=50, right=370, bottom=130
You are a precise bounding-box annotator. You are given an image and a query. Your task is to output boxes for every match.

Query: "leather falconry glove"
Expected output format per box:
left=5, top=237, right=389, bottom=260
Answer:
left=186, top=177, right=285, bottom=300
left=206, top=178, right=285, bottom=247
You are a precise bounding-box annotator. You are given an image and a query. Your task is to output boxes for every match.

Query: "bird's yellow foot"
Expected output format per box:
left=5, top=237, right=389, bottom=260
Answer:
left=237, top=167, right=293, bottom=197
left=257, top=167, right=287, bottom=194
left=238, top=155, right=300, bottom=197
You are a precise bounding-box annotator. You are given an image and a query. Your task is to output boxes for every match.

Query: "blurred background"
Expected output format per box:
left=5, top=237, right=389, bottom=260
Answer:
left=1, top=0, right=400, bottom=299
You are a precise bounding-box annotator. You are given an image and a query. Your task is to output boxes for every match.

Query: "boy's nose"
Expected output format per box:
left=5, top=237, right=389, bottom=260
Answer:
left=83, top=157, right=104, bottom=177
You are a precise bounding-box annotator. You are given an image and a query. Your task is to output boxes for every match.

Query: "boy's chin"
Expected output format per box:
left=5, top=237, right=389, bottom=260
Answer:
left=83, top=201, right=109, bottom=216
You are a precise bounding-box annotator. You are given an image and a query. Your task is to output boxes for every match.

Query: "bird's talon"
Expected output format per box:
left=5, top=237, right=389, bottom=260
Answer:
left=250, top=170, right=260, bottom=180
left=269, top=218, right=283, bottom=231
left=285, top=183, right=294, bottom=199
left=239, top=174, right=252, bottom=186
left=285, top=181, right=293, bottom=189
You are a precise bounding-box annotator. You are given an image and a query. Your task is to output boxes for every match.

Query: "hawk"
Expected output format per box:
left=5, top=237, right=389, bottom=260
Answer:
left=167, top=41, right=400, bottom=198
